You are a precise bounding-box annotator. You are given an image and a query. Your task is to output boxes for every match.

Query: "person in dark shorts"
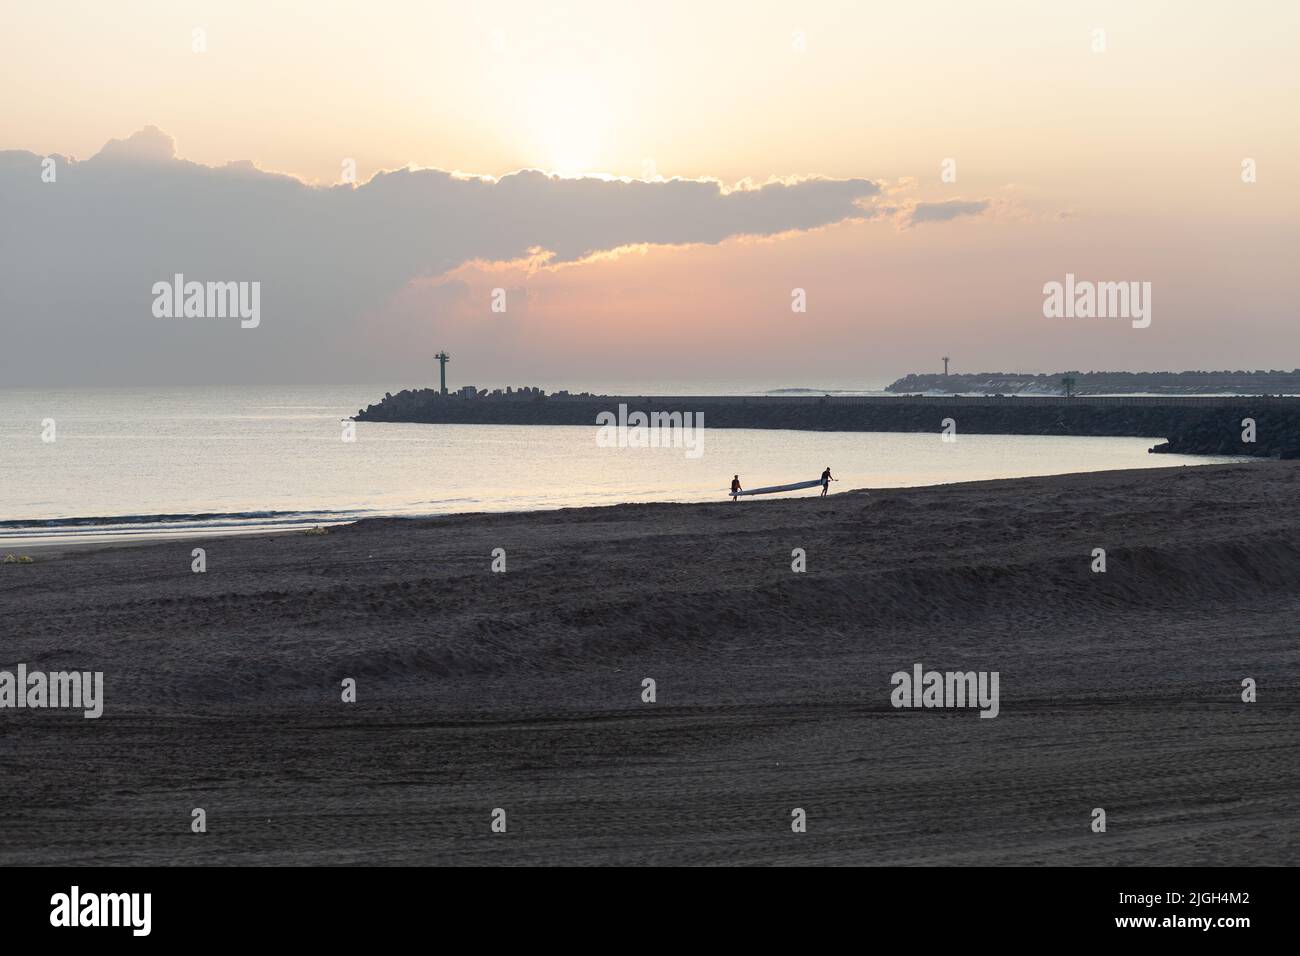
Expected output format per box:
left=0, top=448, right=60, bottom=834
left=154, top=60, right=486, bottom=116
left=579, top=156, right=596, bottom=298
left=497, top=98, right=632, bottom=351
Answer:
left=820, top=466, right=836, bottom=497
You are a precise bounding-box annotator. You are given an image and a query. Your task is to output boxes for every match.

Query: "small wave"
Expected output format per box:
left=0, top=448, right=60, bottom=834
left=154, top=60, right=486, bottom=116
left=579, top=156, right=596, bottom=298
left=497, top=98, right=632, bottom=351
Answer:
left=0, top=509, right=361, bottom=531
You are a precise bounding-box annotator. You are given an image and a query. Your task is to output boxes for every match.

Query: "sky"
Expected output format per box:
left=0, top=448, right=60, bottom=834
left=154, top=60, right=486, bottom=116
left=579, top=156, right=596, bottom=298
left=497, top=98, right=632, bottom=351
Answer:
left=1, top=0, right=1297, bottom=387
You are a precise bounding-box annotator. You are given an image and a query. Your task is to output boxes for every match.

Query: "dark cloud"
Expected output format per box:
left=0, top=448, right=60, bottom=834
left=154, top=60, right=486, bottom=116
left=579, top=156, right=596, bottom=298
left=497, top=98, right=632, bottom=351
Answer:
left=0, top=128, right=881, bottom=384
left=904, top=199, right=990, bottom=227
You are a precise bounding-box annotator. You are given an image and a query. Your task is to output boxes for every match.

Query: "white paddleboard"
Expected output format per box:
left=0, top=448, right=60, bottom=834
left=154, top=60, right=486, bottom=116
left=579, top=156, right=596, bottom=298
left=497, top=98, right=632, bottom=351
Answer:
left=731, top=478, right=824, bottom=497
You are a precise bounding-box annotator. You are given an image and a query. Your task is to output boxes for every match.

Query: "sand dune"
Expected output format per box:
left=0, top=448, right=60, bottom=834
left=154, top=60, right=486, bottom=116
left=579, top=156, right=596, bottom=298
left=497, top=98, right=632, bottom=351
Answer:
left=1, top=463, right=1296, bottom=864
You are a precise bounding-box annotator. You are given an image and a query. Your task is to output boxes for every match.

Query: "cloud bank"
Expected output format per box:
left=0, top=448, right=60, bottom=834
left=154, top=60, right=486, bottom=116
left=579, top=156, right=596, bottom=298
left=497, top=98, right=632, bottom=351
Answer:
left=0, top=128, right=883, bottom=384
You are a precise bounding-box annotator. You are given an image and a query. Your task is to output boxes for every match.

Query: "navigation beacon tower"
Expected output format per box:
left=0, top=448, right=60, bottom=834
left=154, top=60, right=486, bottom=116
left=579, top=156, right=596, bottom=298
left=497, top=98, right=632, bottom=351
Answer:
left=435, top=351, right=450, bottom=395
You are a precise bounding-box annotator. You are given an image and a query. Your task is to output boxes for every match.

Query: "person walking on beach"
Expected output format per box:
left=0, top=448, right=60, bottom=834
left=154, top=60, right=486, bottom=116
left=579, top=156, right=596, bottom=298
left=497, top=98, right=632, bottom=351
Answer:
left=820, top=466, right=836, bottom=497
left=731, top=475, right=742, bottom=500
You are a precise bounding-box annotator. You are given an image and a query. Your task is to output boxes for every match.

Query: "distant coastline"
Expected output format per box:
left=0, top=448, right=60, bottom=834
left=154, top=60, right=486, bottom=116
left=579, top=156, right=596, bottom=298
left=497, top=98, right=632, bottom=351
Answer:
left=886, top=370, right=1300, bottom=396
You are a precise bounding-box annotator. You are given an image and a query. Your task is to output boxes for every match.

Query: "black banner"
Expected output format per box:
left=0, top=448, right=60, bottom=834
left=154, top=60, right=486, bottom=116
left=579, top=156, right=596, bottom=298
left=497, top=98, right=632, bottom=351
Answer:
left=0, top=866, right=1281, bottom=943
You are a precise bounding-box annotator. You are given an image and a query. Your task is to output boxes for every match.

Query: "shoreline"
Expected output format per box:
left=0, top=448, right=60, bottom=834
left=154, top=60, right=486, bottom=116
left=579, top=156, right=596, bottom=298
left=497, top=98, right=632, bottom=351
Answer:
left=3, top=461, right=1297, bottom=864
left=1, top=451, right=1254, bottom=552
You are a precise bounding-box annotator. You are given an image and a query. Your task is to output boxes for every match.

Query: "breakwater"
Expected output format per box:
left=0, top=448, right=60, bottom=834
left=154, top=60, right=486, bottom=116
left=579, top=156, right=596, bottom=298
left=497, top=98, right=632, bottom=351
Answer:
left=354, top=390, right=1300, bottom=458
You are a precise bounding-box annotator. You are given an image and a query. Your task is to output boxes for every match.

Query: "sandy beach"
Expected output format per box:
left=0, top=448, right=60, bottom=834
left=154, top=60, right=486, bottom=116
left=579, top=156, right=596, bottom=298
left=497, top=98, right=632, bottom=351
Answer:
left=2, top=462, right=1297, bottom=866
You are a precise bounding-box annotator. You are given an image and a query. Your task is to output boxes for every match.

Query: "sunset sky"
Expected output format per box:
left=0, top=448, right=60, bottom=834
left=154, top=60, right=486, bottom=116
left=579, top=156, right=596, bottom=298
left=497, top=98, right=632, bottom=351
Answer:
left=2, top=0, right=1297, bottom=387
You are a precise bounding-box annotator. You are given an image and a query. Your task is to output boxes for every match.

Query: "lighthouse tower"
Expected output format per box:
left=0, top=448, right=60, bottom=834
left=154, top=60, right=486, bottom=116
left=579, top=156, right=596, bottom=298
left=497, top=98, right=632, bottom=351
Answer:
left=435, top=351, right=450, bottom=395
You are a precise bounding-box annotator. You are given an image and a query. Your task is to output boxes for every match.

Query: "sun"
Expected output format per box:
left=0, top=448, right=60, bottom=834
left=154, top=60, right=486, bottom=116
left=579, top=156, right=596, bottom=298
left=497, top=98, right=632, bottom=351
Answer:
left=546, top=123, right=604, bottom=177
left=524, top=73, right=610, bottom=177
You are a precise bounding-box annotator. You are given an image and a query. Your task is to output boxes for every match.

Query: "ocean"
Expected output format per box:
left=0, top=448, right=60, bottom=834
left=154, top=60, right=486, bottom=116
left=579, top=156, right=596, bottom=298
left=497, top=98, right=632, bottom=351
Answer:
left=0, top=383, right=1244, bottom=547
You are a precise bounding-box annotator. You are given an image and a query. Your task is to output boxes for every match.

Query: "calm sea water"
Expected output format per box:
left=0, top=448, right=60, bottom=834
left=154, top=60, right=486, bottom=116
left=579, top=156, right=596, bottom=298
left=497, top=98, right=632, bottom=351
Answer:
left=0, top=384, right=1243, bottom=547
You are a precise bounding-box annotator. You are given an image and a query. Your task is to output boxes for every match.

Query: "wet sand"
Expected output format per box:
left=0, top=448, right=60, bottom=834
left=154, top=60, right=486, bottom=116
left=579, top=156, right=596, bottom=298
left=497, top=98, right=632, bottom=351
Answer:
left=1, top=462, right=1297, bottom=865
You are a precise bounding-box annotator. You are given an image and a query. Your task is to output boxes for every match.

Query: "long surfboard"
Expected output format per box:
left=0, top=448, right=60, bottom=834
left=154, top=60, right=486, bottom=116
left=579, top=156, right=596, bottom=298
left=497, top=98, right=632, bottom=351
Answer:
left=730, top=478, right=824, bottom=497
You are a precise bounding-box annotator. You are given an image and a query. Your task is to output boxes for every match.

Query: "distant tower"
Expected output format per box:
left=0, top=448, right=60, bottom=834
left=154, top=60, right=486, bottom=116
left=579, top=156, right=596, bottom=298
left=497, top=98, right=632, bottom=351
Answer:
left=942, top=356, right=950, bottom=377
left=435, top=351, right=450, bottom=395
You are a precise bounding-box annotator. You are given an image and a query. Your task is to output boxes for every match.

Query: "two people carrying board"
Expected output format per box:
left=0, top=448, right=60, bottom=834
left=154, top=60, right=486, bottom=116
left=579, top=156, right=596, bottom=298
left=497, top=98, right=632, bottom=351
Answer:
left=729, top=467, right=837, bottom=500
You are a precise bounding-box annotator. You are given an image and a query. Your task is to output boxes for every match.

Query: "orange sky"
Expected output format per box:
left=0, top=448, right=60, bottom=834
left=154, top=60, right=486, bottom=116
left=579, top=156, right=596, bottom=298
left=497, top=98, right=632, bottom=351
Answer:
left=3, top=1, right=1298, bottom=385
